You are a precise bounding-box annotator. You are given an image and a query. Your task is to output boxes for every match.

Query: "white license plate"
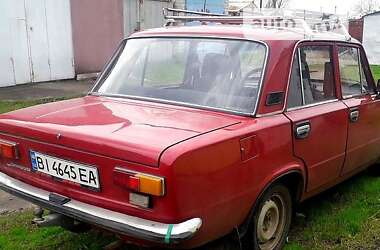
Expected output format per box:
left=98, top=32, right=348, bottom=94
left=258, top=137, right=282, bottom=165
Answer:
left=30, top=151, right=100, bottom=189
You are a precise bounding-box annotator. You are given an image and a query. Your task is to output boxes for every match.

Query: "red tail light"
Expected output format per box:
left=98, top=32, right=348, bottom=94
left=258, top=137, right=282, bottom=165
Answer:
left=0, top=140, right=19, bottom=159
left=113, top=168, right=165, bottom=196
left=114, top=170, right=140, bottom=192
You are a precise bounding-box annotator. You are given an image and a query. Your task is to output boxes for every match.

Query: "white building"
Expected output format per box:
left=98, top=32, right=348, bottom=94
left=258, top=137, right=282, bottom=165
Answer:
left=362, top=11, right=380, bottom=65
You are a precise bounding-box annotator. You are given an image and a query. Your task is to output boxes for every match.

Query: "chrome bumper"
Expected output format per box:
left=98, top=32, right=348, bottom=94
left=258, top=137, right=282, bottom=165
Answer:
left=0, top=172, right=202, bottom=244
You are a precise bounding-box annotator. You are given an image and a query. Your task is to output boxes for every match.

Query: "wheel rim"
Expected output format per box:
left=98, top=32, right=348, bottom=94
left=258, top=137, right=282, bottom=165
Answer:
left=257, top=194, right=287, bottom=250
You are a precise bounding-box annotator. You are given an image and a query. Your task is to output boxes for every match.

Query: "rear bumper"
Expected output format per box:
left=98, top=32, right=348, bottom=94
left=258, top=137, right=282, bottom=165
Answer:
left=0, top=172, right=202, bottom=245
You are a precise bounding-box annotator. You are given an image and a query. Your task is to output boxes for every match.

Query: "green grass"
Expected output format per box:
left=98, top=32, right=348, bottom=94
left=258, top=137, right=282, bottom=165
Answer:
left=371, top=65, right=380, bottom=83
left=285, top=172, right=380, bottom=250
left=0, top=97, right=73, bottom=114
left=0, top=211, right=118, bottom=250
left=1, top=67, right=380, bottom=249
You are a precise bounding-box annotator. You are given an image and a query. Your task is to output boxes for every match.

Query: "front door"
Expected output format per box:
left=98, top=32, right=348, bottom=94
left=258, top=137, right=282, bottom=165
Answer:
left=337, top=45, right=380, bottom=175
left=285, top=43, right=348, bottom=192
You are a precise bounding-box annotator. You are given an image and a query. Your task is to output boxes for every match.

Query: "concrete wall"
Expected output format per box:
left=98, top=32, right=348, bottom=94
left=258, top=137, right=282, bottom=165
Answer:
left=70, top=0, right=124, bottom=74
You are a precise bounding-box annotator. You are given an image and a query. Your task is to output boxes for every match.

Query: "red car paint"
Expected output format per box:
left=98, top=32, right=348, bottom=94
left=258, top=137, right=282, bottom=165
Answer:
left=1, top=25, right=379, bottom=248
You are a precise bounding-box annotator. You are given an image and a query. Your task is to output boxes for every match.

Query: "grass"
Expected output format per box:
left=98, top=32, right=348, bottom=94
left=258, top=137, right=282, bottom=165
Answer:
left=0, top=211, right=117, bottom=250
left=285, top=171, right=380, bottom=250
left=0, top=97, right=73, bottom=114
left=1, top=66, right=380, bottom=249
left=371, top=65, right=380, bottom=83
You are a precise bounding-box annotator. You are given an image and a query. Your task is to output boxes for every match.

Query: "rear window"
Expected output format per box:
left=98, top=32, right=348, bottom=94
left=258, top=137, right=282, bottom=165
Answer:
left=93, top=38, right=267, bottom=114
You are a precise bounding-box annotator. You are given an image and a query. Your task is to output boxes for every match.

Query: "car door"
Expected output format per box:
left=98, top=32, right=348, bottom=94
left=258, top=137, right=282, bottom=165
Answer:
left=285, top=43, right=348, bottom=192
left=337, top=44, right=380, bottom=175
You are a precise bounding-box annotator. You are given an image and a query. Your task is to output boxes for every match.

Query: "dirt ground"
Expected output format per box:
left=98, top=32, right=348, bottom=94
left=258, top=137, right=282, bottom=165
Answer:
left=0, top=191, right=35, bottom=215
left=0, top=79, right=94, bottom=101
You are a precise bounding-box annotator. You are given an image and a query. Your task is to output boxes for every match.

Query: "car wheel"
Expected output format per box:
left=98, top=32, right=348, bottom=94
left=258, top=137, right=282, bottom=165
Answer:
left=244, top=184, right=293, bottom=250
left=369, top=163, right=380, bottom=176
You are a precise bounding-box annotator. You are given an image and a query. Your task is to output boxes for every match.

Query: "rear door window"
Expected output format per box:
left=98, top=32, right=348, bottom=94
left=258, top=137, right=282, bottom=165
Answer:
left=287, top=45, right=336, bottom=109
left=300, top=46, right=336, bottom=105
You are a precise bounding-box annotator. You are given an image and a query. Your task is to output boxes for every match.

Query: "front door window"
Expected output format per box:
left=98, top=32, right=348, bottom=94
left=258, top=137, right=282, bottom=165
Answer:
left=338, top=46, right=372, bottom=97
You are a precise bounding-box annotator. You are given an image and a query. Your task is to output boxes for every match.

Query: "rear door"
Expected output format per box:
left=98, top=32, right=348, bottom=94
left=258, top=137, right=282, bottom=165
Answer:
left=285, top=43, right=348, bottom=192
left=337, top=44, right=380, bottom=175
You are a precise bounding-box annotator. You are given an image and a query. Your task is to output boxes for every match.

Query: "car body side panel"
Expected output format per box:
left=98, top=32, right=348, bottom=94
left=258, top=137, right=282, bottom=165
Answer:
left=336, top=44, right=380, bottom=175
left=256, top=40, right=297, bottom=115
left=285, top=101, right=348, bottom=192
left=341, top=96, right=380, bottom=175
left=159, top=114, right=306, bottom=247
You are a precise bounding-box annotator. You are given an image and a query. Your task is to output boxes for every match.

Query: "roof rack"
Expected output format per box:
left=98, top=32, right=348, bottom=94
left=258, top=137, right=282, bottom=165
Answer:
left=162, top=8, right=352, bottom=41
left=163, top=8, right=227, bottom=18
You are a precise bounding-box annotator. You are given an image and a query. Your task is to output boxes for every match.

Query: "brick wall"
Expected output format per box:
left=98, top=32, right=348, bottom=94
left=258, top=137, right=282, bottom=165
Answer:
left=349, top=19, right=364, bottom=43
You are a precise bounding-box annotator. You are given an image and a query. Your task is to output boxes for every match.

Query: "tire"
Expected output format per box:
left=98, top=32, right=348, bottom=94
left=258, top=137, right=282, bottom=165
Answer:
left=243, top=184, right=293, bottom=250
left=368, top=163, right=380, bottom=176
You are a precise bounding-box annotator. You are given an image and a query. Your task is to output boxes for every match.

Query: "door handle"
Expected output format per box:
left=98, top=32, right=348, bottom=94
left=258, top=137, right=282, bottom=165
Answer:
left=349, top=109, right=359, bottom=123
left=295, top=122, right=311, bottom=139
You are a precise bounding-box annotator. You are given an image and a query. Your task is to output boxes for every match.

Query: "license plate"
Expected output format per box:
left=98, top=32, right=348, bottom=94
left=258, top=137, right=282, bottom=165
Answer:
left=30, top=151, right=100, bottom=189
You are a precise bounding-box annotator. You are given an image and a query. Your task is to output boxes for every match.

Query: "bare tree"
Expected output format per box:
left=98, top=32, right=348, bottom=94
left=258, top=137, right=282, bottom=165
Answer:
left=354, top=0, right=380, bottom=15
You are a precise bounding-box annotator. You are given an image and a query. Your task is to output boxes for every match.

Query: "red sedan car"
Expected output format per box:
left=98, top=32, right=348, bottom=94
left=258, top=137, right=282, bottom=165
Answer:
left=0, top=15, right=379, bottom=250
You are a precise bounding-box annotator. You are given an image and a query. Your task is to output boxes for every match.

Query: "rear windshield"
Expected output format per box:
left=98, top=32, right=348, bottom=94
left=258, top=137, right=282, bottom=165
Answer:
left=93, top=38, right=267, bottom=114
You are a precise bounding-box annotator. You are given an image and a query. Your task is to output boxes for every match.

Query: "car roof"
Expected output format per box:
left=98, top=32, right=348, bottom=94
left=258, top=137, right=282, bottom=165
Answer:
left=130, top=25, right=360, bottom=44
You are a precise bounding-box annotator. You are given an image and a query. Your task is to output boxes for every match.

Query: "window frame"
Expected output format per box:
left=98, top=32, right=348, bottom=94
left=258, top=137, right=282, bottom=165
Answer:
left=336, top=44, right=375, bottom=99
left=286, top=42, right=339, bottom=111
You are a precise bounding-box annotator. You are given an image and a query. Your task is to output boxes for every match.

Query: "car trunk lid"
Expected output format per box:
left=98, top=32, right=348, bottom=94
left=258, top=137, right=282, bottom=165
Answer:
left=0, top=96, right=240, bottom=167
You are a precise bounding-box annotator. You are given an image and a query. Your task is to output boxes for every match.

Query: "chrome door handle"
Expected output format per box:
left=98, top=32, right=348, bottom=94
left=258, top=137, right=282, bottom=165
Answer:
left=349, top=109, right=359, bottom=123
left=295, top=122, right=311, bottom=139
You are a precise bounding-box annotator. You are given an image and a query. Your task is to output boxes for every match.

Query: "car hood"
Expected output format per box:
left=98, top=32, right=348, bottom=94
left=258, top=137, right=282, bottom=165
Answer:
left=0, top=96, right=241, bottom=166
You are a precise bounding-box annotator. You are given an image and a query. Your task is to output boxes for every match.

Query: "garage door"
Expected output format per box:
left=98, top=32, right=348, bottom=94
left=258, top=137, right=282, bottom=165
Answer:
left=0, top=0, right=74, bottom=87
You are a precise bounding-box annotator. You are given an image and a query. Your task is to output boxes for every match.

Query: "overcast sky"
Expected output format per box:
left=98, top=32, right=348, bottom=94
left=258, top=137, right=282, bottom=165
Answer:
left=288, top=0, right=358, bottom=15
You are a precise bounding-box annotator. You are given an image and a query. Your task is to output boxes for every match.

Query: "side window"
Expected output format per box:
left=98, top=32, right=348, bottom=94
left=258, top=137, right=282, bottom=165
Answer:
left=338, top=46, right=372, bottom=97
left=300, top=46, right=336, bottom=105
left=287, top=54, right=303, bottom=108
left=287, top=45, right=336, bottom=109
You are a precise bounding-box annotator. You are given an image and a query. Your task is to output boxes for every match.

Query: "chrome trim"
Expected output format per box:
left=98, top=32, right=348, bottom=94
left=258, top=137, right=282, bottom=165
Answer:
left=342, top=93, right=371, bottom=99
left=96, top=94, right=253, bottom=117
left=89, top=36, right=270, bottom=117
left=298, top=48, right=306, bottom=105
left=349, top=110, right=360, bottom=122
left=286, top=99, right=339, bottom=112
left=295, top=124, right=311, bottom=138
left=255, top=111, right=283, bottom=118
left=0, top=172, right=202, bottom=244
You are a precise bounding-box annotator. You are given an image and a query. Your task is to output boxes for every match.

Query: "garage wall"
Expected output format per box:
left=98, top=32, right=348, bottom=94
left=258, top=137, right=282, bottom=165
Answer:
left=348, top=19, right=363, bottom=43
left=70, top=0, right=124, bottom=74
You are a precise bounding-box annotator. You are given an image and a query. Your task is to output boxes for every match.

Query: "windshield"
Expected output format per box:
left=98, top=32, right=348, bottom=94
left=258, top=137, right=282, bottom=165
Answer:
left=93, top=38, right=267, bottom=114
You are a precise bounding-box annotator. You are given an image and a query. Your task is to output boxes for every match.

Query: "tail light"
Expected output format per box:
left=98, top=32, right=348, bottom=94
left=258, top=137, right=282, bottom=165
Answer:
left=0, top=140, right=19, bottom=159
left=113, top=168, right=165, bottom=196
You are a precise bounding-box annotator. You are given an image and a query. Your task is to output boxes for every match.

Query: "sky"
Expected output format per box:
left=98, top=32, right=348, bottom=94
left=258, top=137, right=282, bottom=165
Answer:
left=287, top=0, right=358, bottom=15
